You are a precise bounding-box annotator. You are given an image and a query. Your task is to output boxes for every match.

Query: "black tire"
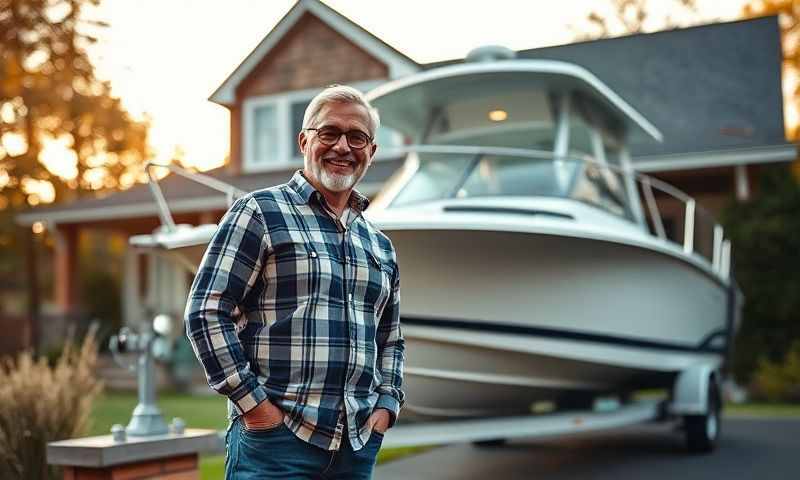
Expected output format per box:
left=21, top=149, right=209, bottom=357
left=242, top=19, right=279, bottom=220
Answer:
left=684, top=380, right=721, bottom=453
left=472, top=438, right=507, bottom=447
left=555, top=393, right=595, bottom=411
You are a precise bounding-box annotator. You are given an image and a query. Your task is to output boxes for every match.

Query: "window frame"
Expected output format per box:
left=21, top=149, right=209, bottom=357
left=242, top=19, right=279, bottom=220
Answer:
left=241, top=81, right=387, bottom=173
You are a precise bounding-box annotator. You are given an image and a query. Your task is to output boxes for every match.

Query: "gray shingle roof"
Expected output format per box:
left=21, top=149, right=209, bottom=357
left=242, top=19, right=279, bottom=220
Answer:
left=427, top=16, right=788, bottom=158
left=16, top=157, right=404, bottom=225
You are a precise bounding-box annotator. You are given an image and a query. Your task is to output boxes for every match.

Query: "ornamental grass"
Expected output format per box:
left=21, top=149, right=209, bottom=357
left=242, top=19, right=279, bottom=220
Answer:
left=0, top=328, right=103, bottom=480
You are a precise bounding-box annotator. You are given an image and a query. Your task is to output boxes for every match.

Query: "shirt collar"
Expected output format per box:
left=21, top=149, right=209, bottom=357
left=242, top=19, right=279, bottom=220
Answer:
left=288, top=170, right=370, bottom=213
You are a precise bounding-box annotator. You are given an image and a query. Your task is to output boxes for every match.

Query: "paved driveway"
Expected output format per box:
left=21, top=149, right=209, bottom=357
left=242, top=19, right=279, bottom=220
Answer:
left=376, top=417, right=800, bottom=479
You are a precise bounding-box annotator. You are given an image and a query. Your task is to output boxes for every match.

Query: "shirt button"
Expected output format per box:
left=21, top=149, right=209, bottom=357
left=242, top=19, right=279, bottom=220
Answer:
left=310, top=252, right=317, bottom=258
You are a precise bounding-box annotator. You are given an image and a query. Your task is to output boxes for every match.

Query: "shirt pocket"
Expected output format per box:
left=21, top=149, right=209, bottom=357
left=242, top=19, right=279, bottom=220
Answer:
left=358, top=250, right=392, bottom=318
left=267, top=241, right=320, bottom=307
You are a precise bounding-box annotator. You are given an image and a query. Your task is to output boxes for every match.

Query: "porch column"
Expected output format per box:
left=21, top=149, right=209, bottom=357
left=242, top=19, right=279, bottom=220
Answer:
left=735, top=164, right=750, bottom=202
left=52, top=225, right=80, bottom=313
left=123, top=246, right=142, bottom=327
left=24, top=225, right=39, bottom=350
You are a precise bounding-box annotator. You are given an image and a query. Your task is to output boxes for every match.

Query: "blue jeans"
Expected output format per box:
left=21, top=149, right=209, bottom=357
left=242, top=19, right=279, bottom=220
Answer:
left=225, top=417, right=384, bottom=479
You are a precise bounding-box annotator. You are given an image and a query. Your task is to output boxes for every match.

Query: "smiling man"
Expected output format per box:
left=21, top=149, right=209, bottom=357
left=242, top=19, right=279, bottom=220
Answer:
left=185, top=85, right=404, bottom=479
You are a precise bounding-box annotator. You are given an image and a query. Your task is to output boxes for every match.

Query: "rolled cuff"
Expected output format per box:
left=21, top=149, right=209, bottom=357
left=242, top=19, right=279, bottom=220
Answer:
left=375, top=394, right=401, bottom=428
left=230, top=381, right=270, bottom=416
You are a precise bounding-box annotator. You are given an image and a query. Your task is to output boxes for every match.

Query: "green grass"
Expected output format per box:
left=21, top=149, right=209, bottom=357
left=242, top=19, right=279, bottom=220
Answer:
left=89, top=391, right=229, bottom=436
left=724, top=402, right=800, bottom=417
left=90, top=391, right=432, bottom=479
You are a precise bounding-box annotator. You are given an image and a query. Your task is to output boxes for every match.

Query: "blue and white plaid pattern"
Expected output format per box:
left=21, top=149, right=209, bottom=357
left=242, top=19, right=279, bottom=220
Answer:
left=185, top=171, right=404, bottom=451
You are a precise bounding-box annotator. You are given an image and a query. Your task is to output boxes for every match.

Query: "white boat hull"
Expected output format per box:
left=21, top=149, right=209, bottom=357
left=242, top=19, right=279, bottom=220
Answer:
left=379, top=226, right=732, bottom=417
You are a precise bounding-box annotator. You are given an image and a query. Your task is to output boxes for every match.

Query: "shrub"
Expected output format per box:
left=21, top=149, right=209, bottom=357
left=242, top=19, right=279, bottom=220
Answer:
left=750, top=340, right=800, bottom=402
left=0, top=329, right=104, bottom=480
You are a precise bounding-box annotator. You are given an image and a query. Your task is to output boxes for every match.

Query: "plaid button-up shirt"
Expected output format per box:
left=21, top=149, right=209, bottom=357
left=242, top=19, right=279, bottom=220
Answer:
left=185, top=171, right=404, bottom=451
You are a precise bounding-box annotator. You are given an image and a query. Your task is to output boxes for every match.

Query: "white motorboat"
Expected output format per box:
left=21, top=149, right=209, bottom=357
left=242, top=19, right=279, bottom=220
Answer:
left=131, top=51, right=741, bottom=421
left=363, top=51, right=742, bottom=418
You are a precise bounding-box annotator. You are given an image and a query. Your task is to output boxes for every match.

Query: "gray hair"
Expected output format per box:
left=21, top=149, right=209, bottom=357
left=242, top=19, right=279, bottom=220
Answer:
left=302, top=84, right=380, bottom=137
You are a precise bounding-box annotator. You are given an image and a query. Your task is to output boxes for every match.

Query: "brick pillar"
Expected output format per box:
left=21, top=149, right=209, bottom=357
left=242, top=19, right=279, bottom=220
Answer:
left=47, top=429, right=220, bottom=480
left=61, top=453, right=199, bottom=480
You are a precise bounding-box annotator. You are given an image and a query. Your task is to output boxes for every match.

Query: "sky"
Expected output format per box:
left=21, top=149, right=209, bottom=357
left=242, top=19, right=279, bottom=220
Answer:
left=82, top=0, right=749, bottom=172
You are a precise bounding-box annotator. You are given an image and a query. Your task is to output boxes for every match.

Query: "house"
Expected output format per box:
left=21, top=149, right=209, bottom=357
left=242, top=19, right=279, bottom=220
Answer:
left=14, top=0, right=797, bottom=353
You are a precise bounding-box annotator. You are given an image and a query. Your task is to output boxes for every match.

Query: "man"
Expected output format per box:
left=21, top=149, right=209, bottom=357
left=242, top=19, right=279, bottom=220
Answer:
left=185, top=85, right=404, bottom=479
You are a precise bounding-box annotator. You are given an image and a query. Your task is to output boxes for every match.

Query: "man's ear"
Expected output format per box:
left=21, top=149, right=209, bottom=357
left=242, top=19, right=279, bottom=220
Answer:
left=368, top=143, right=377, bottom=164
left=298, top=130, right=308, bottom=156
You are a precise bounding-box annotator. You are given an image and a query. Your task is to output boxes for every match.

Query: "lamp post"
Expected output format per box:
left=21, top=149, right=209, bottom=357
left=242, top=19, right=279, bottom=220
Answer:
left=108, top=313, right=176, bottom=437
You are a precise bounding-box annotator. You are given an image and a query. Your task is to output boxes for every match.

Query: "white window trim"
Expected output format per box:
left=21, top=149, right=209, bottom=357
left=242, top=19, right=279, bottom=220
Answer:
left=242, top=81, right=386, bottom=174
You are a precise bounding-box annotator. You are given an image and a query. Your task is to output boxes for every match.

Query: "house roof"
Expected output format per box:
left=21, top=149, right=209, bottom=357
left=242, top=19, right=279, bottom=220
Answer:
left=425, top=16, right=795, bottom=169
left=19, top=14, right=797, bottom=227
left=15, top=157, right=405, bottom=226
left=209, top=0, right=419, bottom=106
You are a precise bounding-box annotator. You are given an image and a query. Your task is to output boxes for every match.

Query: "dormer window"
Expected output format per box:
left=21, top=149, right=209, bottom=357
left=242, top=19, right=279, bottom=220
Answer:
left=243, top=91, right=315, bottom=172
left=242, top=83, right=400, bottom=173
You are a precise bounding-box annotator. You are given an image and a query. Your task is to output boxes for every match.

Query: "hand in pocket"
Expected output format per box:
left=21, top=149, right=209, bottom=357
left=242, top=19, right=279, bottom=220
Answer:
left=243, top=400, right=284, bottom=430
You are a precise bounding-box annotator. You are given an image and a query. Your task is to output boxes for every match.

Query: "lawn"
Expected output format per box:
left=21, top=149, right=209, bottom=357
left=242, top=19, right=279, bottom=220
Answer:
left=724, top=402, right=800, bottom=417
left=90, top=391, right=431, bottom=479
left=91, top=391, right=798, bottom=479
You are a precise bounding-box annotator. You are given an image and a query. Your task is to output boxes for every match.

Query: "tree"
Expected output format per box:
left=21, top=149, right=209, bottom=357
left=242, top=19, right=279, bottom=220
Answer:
left=722, top=166, right=800, bottom=383
left=743, top=0, right=800, bottom=141
left=0, top=1, right=152, bottom=341
left=0, top=0, right=151, bottom=212
left=571, top=0, right=701, bottom=41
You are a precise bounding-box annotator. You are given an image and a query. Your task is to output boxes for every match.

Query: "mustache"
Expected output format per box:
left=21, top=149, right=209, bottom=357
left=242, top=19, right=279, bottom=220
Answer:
left=322, top=154, right=357, bottom=163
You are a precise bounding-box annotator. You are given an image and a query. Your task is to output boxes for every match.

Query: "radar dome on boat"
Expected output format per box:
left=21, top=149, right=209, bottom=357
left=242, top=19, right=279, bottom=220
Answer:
left=465, top=45, right=517, bottom=62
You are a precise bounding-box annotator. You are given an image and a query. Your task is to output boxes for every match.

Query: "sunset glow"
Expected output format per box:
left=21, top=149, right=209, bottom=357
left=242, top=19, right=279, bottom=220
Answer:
left=66, top=0, right=776, bottom=179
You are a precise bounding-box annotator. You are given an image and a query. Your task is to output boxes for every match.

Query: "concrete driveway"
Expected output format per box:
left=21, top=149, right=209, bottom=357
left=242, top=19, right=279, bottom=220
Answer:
left=375, top=417, right=800, bottom=479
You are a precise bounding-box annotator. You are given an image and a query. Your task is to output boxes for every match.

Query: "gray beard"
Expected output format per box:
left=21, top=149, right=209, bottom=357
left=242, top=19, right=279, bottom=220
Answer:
left=319, top=167, right=357, bottom=192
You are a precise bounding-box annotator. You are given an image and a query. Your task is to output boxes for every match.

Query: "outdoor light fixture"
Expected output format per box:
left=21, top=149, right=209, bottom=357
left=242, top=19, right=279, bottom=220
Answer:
left=488, top=109, right=508, bottom=122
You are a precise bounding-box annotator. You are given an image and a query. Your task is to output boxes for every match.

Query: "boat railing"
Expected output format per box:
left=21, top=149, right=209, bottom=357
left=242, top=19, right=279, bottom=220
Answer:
left=144, top=162, right=247, bottom=232
left=377, top=145, right=731, bottom=281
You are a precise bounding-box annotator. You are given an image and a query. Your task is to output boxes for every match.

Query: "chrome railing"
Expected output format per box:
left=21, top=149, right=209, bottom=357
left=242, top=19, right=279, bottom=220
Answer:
left=375, top=146, right=732, bottom=281
left=144, top=162, right=246, bottom=232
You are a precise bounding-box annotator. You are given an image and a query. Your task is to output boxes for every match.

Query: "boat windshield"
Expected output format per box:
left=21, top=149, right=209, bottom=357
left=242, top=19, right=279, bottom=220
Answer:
left=390, top=149, right=632, bottom=220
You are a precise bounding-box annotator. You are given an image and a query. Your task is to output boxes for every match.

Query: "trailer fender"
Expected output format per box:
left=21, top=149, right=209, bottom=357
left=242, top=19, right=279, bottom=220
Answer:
left=669, top=365, right=721, bottom=416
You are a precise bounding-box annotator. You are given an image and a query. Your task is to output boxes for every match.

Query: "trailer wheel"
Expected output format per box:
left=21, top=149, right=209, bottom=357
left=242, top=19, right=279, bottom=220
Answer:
left=684, top=381, right=720, bottom=453
left=555, top=393, right=595, bottom=411
left=472, top=438, right=507, bottom=447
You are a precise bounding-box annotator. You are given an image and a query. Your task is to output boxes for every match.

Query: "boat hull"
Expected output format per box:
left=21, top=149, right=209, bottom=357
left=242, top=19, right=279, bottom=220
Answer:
left=381, top=228, right=731, bottom=417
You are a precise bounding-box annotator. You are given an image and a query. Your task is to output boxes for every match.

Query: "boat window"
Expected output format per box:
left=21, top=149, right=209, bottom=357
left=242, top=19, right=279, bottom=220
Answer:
left=427, top=90, right=554, bottom=150
left=391, top=153, right=473, bottom=207
left=457, top=155, right=578, bottom=198
left=570, top=163, right=630, bottom=218
left=568, top=119, right=594, bottom=159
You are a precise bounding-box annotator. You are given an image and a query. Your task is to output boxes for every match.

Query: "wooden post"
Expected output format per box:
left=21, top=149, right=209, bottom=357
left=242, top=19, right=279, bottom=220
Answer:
left=24, top=225, right=40, bottom=351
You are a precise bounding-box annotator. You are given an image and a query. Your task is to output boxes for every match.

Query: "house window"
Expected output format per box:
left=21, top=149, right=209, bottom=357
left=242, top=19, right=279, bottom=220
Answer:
left=242, top=81, right=397, bottom=173
left=244, top=94, right=312, bottom=172
left=291, top=100, right=311, bottom=160
left=253, top=104, right=279, bottom=165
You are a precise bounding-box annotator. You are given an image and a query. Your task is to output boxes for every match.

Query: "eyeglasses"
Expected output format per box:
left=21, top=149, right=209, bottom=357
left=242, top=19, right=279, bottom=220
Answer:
left=305, top=126, right=373, bottom=150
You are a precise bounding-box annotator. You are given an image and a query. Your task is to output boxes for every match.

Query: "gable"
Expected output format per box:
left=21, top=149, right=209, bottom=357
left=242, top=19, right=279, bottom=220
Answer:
left=210, top=0, right=418, bottom=106
left=237, top=12, right=389, bottom=99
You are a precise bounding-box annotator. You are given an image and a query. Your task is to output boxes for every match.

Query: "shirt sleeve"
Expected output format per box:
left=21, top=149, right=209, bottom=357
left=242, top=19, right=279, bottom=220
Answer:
left=184, top=195, right=270, bottom=415
left=374, top=261, right=405, bottom=427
